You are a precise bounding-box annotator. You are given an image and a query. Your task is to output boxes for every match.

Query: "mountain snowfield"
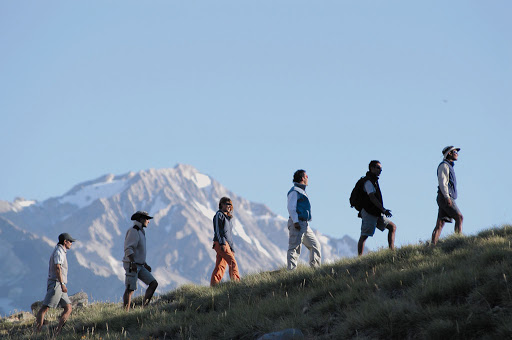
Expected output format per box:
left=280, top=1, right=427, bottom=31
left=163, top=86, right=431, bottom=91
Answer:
left=0, top=164, right=356, bottom=315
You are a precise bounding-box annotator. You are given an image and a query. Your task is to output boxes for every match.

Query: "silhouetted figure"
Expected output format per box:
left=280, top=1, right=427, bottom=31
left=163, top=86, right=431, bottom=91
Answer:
left=431, top=146, right=463, bottom=245
left=357, top=161, right=396, bottom=256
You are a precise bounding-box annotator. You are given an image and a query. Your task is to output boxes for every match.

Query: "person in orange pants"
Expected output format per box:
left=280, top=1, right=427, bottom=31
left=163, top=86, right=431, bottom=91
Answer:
left=210, top=197, right=240, bottom=286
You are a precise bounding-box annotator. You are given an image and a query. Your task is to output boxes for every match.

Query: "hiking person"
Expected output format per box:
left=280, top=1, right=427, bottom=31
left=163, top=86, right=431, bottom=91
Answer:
left=211, top=197, right=240, bottom=286
left=35, top=233, right=77, bottom=335
left=286, top=169, right=321, bottom=270
left=431, top=146, right=463, bottom=245
left=123, top=211, right=158, bottom=311
left=357, top=161, right=397, bottom=256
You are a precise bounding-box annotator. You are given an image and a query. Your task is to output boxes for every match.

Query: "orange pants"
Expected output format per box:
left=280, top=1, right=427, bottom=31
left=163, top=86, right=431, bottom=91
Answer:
left=210, top=241, right=240, bottom=286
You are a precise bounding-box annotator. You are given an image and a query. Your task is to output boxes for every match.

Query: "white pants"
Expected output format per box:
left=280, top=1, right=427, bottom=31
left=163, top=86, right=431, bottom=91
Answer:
left=287, top=218, right=321, bottom=270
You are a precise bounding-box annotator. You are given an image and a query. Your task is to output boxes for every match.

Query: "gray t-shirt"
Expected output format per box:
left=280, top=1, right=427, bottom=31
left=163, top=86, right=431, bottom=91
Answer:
left=363, top=180, right=376, bottom=195
left=48, top=244, right=68, bottom=284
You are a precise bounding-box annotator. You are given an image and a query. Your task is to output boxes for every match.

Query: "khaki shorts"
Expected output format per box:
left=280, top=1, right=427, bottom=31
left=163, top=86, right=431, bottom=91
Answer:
left=124, top=263, right=156, bottom=291
left=437, top=193, right=461, bottom=223
left=360, top=209, right=391, bottom=237
left=42, top=280, right=71, bottom=308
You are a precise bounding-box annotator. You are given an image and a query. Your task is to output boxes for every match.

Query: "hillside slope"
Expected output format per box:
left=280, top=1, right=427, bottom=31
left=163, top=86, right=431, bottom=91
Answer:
left=2, top=225, right=512, bottom=339
left=0, top=164, right=357, bottom=314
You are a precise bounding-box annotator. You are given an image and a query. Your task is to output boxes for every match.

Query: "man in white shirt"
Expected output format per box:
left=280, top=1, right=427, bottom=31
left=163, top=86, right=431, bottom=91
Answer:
left=35, top=233, right=76, bottom=335
left=286, top=169, right=321, bottom=270
left=431, top=146, right=463, bottom=245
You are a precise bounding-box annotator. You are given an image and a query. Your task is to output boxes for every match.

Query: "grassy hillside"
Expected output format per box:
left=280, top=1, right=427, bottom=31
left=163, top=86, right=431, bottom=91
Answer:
left=2, top=225, right=512, bottom=339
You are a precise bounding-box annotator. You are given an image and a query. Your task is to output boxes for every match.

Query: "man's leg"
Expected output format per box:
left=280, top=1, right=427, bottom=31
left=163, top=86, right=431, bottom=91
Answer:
left=123, top=289, right=135, bottom=311
left=35, top=305, right=49, bottom=332
left=222, top=245, right=240, bottom=282
left=143, top=281, right=158, bottom=307
left=454, top=213, right=463, bottom=234
left=287, top=219, right=304, bottom=270
left=211, top=243, right=228, bottom=286
left=358, top=235, right=368, bottom=256
left=359, top=209, right=377, bottom=256
left=387, top=222, right=396, bottom=250
left=302, top=226, right=321, bottom=268
left=431, top=218, right=445, bottom=245
left=54, top=304, right=72, bottom=335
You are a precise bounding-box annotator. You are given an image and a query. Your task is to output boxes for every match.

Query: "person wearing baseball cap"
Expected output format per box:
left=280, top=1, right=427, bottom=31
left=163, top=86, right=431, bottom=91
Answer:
left=122, top=211, right=158, bottom=311
left=431, top=146, right=463, bottom=245
left=35, top=233, right=77, bottom=334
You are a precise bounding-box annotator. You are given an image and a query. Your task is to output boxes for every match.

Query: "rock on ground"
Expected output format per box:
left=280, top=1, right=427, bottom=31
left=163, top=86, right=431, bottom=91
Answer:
left=257, top=328, right=304, bottom=340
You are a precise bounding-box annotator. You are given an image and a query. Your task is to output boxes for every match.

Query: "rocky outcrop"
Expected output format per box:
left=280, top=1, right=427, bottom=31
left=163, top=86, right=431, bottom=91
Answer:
left=31, top=291, right=89, bottom=315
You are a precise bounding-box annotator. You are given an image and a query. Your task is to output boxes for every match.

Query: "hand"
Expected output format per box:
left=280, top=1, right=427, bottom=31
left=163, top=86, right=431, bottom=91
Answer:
left=61, top=283, right=68, bottom=293
left=144, top=263, right=152, bottom=272
left=383, top=209, right=393, bottom=218
left=221, top=244, right=227, bottom=252
left=130, top=262, right=138, bottom=272
left=294, top=222, right=300, bottom=230
left=446, top=198, right=453, bottom=207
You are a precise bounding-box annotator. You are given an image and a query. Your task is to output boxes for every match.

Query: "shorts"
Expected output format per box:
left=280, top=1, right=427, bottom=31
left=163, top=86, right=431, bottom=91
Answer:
left=42, top=280, right=71, bottom=308
left=124, top=263, right=156, bottom=291
left=360, top=208, right=392, bottom=237
left=437, top=193, right=461, bottom=223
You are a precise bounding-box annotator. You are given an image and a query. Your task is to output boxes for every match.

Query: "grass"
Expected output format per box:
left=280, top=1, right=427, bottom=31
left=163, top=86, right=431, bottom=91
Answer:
left=2, top=225, right=512, bottom=339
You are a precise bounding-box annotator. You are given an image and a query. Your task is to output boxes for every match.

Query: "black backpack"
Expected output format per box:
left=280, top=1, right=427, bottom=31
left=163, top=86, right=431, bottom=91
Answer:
left=349, top=176, right=367, bottom=212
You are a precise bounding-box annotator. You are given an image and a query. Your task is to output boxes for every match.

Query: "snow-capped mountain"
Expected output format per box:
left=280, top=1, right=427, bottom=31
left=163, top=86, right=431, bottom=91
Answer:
left=0, top=164, right=357, bottom=315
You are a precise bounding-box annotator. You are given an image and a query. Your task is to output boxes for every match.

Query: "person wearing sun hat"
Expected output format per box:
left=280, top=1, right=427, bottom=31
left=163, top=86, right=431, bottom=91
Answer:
left=122, top=210, right=158, bottom=311
left=431, top=146, right=464, bottom=245
left=35, top=233, right=77, bottom=335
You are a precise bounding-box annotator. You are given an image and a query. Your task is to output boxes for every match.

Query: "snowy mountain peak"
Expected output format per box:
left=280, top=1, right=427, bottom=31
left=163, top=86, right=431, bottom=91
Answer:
left=58, top=173, right=134, bottom=209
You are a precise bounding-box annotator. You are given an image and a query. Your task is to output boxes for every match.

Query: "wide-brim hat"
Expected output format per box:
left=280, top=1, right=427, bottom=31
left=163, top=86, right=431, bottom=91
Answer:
left=442, top=146, right=460, bottom=158
left=131, top=210, right=153, bottom=221
left=58, top=233, right=77, bottom=243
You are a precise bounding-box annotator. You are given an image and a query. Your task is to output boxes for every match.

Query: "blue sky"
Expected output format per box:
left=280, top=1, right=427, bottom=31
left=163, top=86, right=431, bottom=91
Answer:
left=1, top=1, right=511, bottom=249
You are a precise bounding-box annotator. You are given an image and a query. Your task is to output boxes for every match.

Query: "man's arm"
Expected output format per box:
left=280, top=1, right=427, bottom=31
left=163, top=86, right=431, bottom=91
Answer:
left=287, top=191, right=300, bottom=229
left=124, top=229, right=139, bottom=259
left=124, top=229, right=139, bottom=271
left=437, top=163, right=452, bottom=206
left=214, top=212, right=228, bottom=251
left=55, top=264, right=68, bottom=293
left=368, top=193, right=385, bottom=214
left=365, top=180, right=391, bottom=217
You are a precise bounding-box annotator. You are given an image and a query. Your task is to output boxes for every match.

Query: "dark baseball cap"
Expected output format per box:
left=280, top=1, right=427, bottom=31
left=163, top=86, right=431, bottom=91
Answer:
left=58, top=233, right=77, bottom=243
left=131, top=210, right=153, bottom=221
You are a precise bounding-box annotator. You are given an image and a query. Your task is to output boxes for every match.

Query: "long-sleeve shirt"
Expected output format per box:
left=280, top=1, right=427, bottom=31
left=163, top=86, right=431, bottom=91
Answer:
left=287, top=190, right=300, bottom=223
left=212, top=210, right=235, bottom=251
left=123, top=226, right=147, bottom=264
left=437, top=162, right=451, bottom=198
left=287, top=183, right=311, bottom=223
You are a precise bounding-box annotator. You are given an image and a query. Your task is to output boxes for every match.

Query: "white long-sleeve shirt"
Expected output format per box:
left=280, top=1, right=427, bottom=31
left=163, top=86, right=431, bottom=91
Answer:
left=437, top=162, right=451, bottom=198
left=287, top=190, right=299, bottom=223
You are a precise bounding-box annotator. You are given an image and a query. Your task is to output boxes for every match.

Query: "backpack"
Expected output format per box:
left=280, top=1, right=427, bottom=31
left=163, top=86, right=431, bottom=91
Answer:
left=349, top=176, right=367, bottom=212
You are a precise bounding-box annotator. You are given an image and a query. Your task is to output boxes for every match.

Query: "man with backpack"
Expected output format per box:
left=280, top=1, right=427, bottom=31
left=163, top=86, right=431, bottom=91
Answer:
left=351, top=160, right=396, bottom=256
left=431, top=146, right=463, bottom=245
left=286, top=169, right=321, bottom=270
